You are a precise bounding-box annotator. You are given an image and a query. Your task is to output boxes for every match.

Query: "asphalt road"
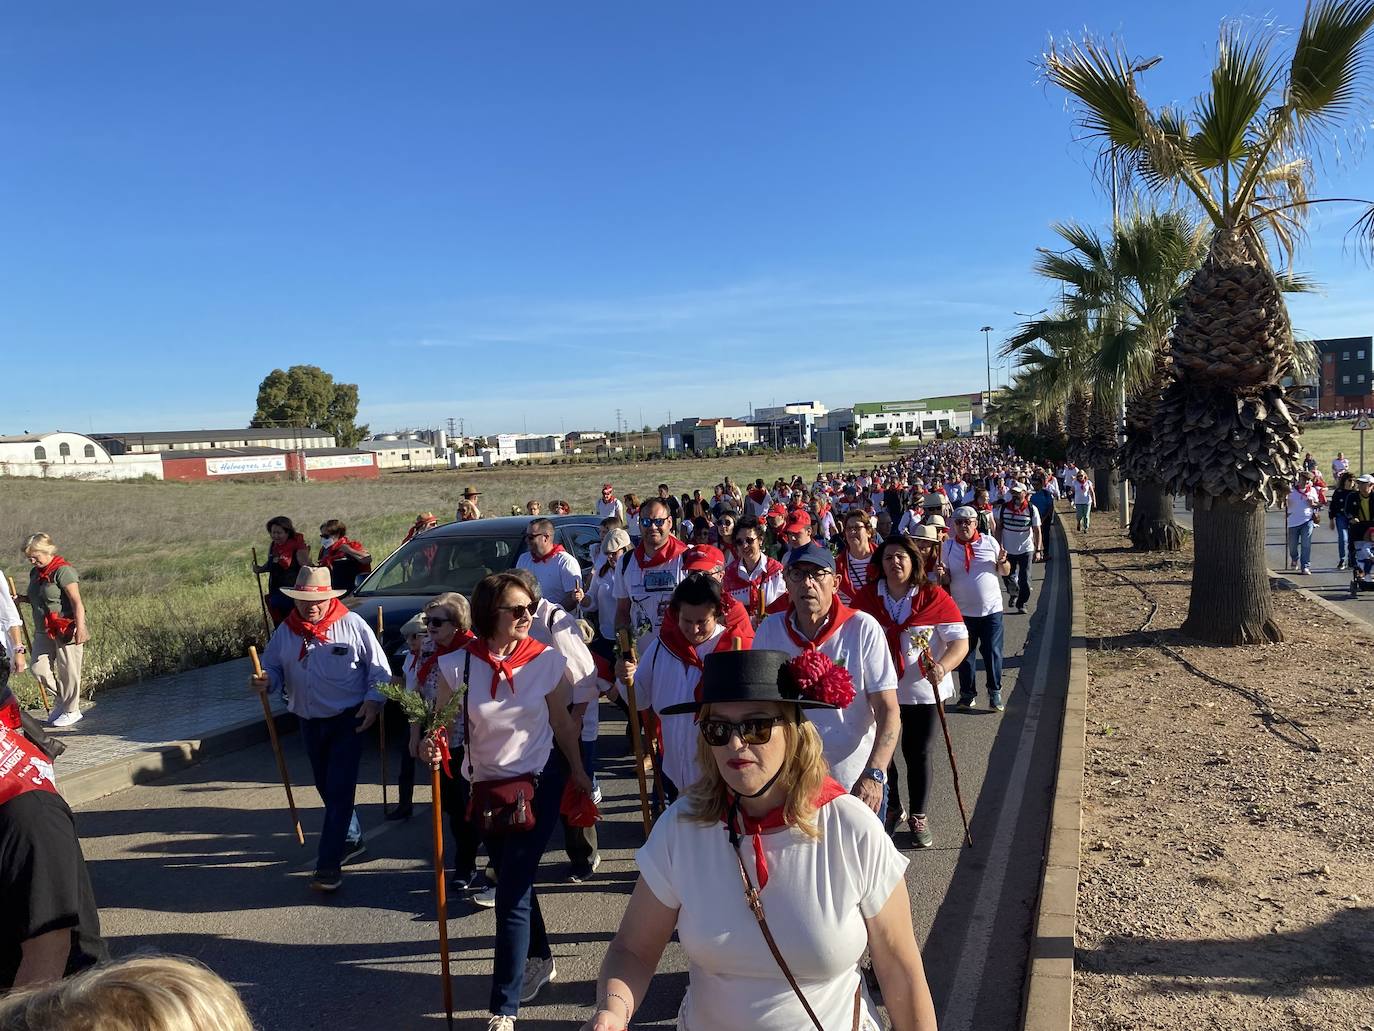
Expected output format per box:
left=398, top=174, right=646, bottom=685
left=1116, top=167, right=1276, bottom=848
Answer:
left=73, top=546, right=1070, bottom=1031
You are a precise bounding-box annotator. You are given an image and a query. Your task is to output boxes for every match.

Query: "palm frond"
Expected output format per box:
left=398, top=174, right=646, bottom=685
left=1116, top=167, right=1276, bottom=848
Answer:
left=1274, top=268, right=1321, bottom=293
left=1191, top=24, right=1282, bottom=174
left=1287, top=0, right=1374, bottom=130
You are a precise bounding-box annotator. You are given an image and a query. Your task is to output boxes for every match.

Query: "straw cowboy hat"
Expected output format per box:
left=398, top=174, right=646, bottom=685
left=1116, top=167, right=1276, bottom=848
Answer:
left=281, top=565, right=347, bottom=601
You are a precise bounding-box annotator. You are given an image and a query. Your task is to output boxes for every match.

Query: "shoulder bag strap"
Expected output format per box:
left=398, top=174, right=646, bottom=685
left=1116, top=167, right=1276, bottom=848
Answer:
left=462, top=651, right=473, bottom=780
left=732, top=844, right=827, bottom=1031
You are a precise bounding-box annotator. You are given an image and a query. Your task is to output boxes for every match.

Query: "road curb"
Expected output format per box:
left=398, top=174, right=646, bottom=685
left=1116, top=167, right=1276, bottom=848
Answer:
left=1267, top=570, right=1374, bottom=632
left=60, top=709, right=297, bottom=809
left=1021, top=520, right=1085, bottom=1031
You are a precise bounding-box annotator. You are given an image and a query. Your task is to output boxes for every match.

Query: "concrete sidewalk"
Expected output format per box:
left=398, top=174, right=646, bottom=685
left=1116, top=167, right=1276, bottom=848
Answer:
left=41, top=656, right=290, bottom=807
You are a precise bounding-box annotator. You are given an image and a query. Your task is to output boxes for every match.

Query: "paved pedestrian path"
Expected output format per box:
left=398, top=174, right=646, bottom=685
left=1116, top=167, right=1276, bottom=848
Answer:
left=46, top=656, right=285, bottom=794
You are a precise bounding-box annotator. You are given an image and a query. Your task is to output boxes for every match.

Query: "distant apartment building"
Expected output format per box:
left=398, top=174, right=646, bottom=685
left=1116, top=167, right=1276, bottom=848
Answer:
left=843, top=395, right=979, bottom=438
left=359, top=435, right=440, bottom=470
left=694, top=418, right=758, bottom=450
left=1311, top=336, right=1374, bottom=412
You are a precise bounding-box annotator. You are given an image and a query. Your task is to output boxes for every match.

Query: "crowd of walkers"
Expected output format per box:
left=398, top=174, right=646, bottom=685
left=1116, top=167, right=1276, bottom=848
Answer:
left=3, top=438, right=1072, bottom=1030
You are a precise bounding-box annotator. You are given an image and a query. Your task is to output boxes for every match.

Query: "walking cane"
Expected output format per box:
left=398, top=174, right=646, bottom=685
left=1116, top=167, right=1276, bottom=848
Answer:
left=617, top=628, right=654, bottom=837
left=7, top=574, right=50, bottom=713
left=248, top=646, right=306, bottom=847
left=376, top=606, right=389, bottom=812
left=249, top=548, right=274, bottom=645
left=923, top=645, right=973, bottom=848
left=430, top=758, right=454, bottom=1030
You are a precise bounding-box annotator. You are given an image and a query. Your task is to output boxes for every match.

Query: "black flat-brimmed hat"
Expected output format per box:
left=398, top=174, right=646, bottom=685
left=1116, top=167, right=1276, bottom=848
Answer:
left=660, top=649, right=839, bottom=715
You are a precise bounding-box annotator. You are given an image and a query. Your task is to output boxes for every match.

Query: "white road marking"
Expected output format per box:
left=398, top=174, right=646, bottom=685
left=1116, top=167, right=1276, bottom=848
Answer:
left=940, top=546, right=1062, bottom=1031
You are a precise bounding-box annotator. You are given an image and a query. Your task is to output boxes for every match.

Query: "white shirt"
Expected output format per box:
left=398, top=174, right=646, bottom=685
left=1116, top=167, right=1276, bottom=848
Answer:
left=614, top=545, right=688, bottom=642
left=753, top=608, right=898, bottom=789
left=595, top=496, right=626, bottom=522
left=877, top=581, right=968, bottom=705
left=1071, top=479, right=1094, bottom=506
left=725, top=555, right=785, bottom=613
left=581, top=562, right=620, bottom=643
left=940, top=535, right=1005, bottom=618
left=896, top=509, right=924, bottom=536
left=1287, top=486, right=1319, bottom=528
left=1334, top=457, right=1350, bottom=476
left=439, top=645, right=567, bottom=781
left=0, top=568, right=21, bottom=657
left=530, top=599, right=599, bottom=739
left=516, top=549, right=583, bottom=605
left=633, top=626, right=725, bottom=791
left=636, top=794, right=906, bottom=1031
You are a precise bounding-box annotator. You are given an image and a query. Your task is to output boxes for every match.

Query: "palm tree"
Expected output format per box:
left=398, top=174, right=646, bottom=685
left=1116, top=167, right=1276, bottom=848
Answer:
left=1042, top=2, right=1374, bottom=645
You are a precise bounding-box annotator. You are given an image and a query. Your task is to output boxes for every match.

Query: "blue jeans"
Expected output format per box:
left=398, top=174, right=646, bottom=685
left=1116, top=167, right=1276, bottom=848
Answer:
left=957, top=612, right=1004, bottom=701
left=486, top=752, right=567, bottom=1016
left=1335, top=514, right=1350, bottom=565
left=298, top=709, right=366, bottom=874
left=1287, top=521, right=1314, bottom=568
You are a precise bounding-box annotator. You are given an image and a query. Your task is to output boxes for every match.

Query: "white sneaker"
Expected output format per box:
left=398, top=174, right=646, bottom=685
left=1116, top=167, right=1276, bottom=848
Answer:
left=472, top=885, right=497, bottom=908
left=50, top=710, right=84, bottom=728
left=486, top=1017, right=516, bottom=1031
left=520, top=955, right=556, bottom=1003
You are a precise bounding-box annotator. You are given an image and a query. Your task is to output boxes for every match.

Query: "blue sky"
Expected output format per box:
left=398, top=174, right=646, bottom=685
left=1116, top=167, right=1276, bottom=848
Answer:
left=3, top=1, right=1370, bottom=438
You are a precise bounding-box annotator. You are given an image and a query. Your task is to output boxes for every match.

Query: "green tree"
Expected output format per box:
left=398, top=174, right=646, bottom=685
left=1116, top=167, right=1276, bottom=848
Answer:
left=1042, top=3, right=1374, bottom=644
left=888, top=434, right=903, bottom=452
left=252, top=365, right=369, bottom=447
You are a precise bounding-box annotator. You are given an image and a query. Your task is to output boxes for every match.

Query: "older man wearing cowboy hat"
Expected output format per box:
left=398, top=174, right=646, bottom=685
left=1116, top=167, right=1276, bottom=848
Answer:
left=253, top=566, right=391, bottom=892
left=458, top=486, right=482, bottom=521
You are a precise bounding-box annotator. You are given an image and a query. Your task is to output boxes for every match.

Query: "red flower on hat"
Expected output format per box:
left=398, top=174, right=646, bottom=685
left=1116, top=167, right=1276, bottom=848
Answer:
left=787, top=651, right=856, bottom=709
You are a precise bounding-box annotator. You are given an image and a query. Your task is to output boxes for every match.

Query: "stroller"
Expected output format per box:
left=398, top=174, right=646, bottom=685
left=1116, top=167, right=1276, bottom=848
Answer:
left=1350, top=522, right=1374, bottom=597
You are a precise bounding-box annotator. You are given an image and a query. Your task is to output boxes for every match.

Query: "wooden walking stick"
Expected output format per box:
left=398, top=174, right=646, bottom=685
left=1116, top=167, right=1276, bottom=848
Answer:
left=922, top=644, right=974, bottom=848
left=430, top=758, right=454, bottom=1030
left=617, top=628, right=654, bottom=837
left=248, top=646, right=306, bottom=847
left=7, top=574, right=50, bottom=712
left=376, top=606, right=389, bottom=812
left=249, top=548, right=274, bottom=645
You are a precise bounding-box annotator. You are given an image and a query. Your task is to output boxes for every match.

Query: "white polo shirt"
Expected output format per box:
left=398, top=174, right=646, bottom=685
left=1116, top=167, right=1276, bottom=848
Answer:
left=753, top=607, right=898, bottom=789
left=940, top=535, right=1005, bottom=618
left=634, top=626, right=726, bottom=791
left=615, top=545, right=688, bottom=641
left=516, top=549, right=583, bottom=605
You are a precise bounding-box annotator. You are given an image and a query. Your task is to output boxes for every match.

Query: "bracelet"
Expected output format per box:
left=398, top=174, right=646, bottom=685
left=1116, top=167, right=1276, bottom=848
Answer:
left=600, top=990, right=633, bottom=1019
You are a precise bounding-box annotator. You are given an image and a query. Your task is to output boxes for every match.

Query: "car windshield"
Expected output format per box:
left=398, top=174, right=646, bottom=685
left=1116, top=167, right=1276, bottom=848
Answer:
left=355, top=534, right=523, bottom=596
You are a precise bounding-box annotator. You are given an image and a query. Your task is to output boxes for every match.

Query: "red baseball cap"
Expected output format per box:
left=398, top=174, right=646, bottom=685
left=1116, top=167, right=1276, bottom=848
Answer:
left=767, top=503, right=787, bottom=518
left=784, top=512, right=812, bottom=534
left=683, top=545, right=725, bottom=572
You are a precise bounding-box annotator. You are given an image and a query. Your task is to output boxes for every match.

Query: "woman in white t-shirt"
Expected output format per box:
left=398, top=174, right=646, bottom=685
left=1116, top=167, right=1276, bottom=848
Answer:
left=582, top=649, right=937, bottom=1031
left=424, top=572, right=592, bottom=1026
left=854, top=535, right=969, bottom=847
left=1071, top=471, right=1096, bottom=531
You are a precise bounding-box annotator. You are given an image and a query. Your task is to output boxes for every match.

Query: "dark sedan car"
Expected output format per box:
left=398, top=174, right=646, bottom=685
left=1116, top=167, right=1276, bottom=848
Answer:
left=345, top=515, right=602, bottom=664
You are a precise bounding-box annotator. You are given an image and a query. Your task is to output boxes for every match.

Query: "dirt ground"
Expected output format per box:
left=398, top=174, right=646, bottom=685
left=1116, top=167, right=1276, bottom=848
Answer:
left=1073, top=525, right=1374, bottom=1031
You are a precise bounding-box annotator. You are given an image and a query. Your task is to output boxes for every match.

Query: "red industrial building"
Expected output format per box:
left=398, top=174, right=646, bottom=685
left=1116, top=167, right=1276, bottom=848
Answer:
left=159, top=447, right=379, bottom=482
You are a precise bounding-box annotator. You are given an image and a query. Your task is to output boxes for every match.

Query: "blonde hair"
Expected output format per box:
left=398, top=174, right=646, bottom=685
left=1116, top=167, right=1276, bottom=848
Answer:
left=21, top=532, right=56, bottom=559
left=0, top=955, right=255, bottom=1031
left=424, top=592, right=471, bottom=632
left=684, top=703, right=830, bottom=841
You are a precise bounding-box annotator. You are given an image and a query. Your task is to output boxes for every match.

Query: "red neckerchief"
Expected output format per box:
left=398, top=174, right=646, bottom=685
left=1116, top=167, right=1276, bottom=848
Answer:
left=319, top=538, right=362, bottom=568
left=855, top=581, right=962, bottom=677
left=1004, top=499, right=1029, bottom=516
left=271, top=533, right=306, bottom=568
left=958, top=532, right=982, bottom=573
left=723, top=555, right=783, bottom=616
left=284, top=598, right=348, bottom=661
left=747, top=487, right=770, bottom=504
left=416, top=630, right=475, bottom=691
left=0, top=723, right=61, bottom=806
left=726, top=776, right=847, bottom=890
left=834, top=544, right=873, bottom=603
left=35, top=556, right=72, bottom=584
left=633, top=535, right=688, bottom=570
left=465, top=635, right=548, bottom=699
left=531, top=543, right=567, bottom=563
left=783, top=595, right=858, bottom=652
left=401, top=523, right=434, bottom=546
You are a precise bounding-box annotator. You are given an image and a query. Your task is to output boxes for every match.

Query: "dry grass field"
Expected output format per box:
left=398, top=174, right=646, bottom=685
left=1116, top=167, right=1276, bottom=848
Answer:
left=2, top=453, right=828, bottom=699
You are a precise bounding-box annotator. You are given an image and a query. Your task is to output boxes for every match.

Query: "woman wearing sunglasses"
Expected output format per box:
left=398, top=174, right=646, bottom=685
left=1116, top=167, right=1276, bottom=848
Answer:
left=582, top=649, right=936, bottom=1031
left=854, top=535, right=969, bottom=846
left=423, top=572, right=593, bottom=1028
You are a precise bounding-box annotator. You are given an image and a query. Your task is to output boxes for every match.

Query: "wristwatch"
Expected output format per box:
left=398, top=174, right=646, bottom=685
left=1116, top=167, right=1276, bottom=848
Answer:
left=863, top=767, right=886, bottom=784
left=11, top=645, right=24, bottom=655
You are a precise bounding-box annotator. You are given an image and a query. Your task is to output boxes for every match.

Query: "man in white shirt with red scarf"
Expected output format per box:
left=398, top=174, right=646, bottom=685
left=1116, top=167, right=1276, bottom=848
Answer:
left=517, top=518, right=584, bottom=610
left=753, top=543, right=899, bottom=817
left=941, top=505, right=1011, bottom=712
left=615, top=497, right=689, bottom=645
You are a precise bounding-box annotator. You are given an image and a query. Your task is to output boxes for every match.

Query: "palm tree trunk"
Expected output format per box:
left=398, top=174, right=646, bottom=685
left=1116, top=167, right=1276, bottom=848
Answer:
left=1182, top=492, right=1284, bottom=645
left=1128, top=478, right=1183, bottom=551
left=1093, top=465, right=1118, bottom=512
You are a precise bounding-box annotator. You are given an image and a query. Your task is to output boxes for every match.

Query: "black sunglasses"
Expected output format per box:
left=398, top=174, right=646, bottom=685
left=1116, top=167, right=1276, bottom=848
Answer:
left=496, top=603, right=537, bottom=618
left=426, top=617, right=454, bottom=627
left=700, top=716, right=787, bottom=747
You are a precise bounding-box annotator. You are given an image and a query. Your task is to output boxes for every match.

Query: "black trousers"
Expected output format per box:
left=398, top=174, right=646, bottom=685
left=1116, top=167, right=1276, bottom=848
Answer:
left=886, top=703, right=939, bottom=818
